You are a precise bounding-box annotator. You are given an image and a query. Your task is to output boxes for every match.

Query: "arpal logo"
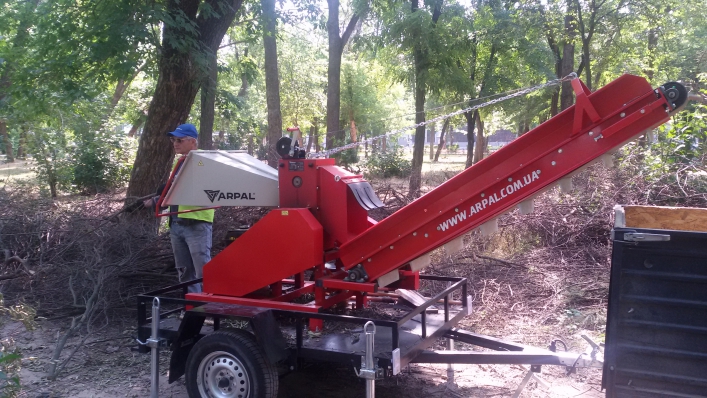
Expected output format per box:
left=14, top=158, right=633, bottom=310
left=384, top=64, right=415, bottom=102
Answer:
left=204, top=190, right=220, bottom=203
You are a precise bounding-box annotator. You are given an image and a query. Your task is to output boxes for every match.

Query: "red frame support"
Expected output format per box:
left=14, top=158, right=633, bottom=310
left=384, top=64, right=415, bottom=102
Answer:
left=572, top=78, right=601, bottom=135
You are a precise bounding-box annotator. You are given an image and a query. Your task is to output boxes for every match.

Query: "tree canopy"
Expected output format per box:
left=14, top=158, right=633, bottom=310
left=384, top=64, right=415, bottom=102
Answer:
left=0, top=0, right=704, bottom=197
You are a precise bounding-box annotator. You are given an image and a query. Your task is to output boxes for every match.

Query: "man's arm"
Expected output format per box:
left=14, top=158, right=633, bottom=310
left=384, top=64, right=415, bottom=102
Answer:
left=143, top=183, right=167, bottom=209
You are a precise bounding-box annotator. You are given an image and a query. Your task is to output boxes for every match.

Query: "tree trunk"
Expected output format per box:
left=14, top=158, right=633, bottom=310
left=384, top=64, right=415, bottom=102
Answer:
left=428, top=122, right=435, bottom=160
left=126, top=0, right=243, bottom=199
left=582, top=40, right=591, bottom=90
left=550, top=52, right=561, bottom=115
left=408, top=61, right=426, bottom=198
left=128, top=113, right=146, bottom=137
left=464, top=110, right=476, bottom=168
left=408, top=0, right=443, bottom=198
left=35, top=137, right=57, bottom=198
left=550, top=89, right=560, bottom=117
left=16, top=127, right=26, bottom=158
left=560, top=10, right=576, bottom=111
left=0, top=120, right=14, bottom=163
left=326, top=0, right=343, bottom=149
left=638, top=27, right=660, bottom=152
left=313, top=118, right=320, bottom=152
left=47, top=157, right=57, bottom=198
left=473, top=111, right=485, bottom=164
left=128, top=65, right=198, bottom=197
left=104, top=64, right=143, bottom=126
left=543, top=11, right=562, bottom=117
left=199, top=50, right=218, bottom=150
left=646, top=28, right=659, bottom=81
left=433, top=119, right=449, bottom=162
left=262, top=0, right=282, bottom=168
left=464, top=38, right=495, bottom=167
left=307, top=126, right=314, bottom=152
left=326, top=0, right=361, bottom=149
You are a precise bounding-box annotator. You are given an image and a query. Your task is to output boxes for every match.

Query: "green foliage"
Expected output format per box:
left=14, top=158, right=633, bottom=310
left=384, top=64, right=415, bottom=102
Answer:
left=0, top=294, right=37, bottom=331
left=0, top=293, right=34, bottom=398
left=644, top=104, right=707, bottom=177
left=336, top=148, right=360, bottom=170
left=0, top=351, right=21, bottom=398
left=73, top=129, right=134, bottom=194
left=0, top=0, right=703, bottom=201
left=362, top=145, right=411, bottom=178
left=20, top=0, right=160, bottom=97
left=27, top=125, right=135, bottom=196
left=279, top=29, right=326, bottom=129
left=28, top=128, right=75, bottom=196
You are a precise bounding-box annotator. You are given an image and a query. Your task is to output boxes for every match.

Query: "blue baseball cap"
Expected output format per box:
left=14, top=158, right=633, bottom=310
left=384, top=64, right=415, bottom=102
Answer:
left=167, top=124, right=198, bottom=139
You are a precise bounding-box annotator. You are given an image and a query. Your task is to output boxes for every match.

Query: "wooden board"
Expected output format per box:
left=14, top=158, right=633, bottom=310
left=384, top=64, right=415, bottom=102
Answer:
left=621, top=205, right=707, bottom=232
left=396, top=289, right=439, bottom=314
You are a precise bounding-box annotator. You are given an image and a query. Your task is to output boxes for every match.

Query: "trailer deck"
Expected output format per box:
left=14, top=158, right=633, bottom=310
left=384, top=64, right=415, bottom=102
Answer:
left=137, top=275, right=601, bottom=390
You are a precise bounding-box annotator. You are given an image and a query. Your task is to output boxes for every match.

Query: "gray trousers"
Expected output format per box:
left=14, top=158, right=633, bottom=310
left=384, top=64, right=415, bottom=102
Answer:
left=170, top=221, right=212, bottom=293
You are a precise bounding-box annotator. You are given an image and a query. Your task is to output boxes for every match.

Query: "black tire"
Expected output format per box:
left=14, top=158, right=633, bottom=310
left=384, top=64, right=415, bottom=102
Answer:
left=185, top=329, right=278, bottom=398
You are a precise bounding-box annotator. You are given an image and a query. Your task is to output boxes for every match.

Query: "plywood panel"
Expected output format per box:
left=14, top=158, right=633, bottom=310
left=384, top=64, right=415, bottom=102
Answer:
left=622, top=205, right=707, bottom=232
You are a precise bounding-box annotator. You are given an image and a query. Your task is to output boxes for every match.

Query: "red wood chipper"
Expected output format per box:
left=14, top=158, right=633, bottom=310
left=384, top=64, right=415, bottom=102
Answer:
left=136, top=74, right=688, bottom=398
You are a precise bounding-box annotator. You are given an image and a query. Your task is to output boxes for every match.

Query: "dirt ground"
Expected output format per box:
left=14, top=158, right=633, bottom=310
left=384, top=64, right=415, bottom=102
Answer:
left=1, top=315, right=603, bottom=398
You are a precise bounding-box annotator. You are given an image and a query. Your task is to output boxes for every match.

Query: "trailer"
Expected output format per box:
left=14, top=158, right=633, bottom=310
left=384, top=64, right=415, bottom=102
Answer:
left=136, top=74, right=689, bottom=397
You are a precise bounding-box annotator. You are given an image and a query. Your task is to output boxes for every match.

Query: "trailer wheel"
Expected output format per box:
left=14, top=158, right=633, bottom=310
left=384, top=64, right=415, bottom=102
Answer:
left=185, top=329, right=278, bottom=398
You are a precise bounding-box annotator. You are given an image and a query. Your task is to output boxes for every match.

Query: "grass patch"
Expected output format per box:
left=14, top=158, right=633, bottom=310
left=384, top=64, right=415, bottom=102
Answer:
left=0, top=158, right=36, bottom=186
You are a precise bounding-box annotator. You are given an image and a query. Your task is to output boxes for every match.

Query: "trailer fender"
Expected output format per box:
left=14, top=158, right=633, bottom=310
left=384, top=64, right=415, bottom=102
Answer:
left=168, top=309, right=288, bottom=383
left=168, top=312, right=206, bottom=383
left=249, top=310, right=288, bottom=364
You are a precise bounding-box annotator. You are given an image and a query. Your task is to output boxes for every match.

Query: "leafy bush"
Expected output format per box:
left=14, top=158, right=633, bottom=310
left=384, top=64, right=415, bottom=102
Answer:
left=28, top=129, right=75, bottom=197
left=335, top=148, right=360, bottom=170
left=0, top=350, right=21, bottom=398
left=362, top=146, right=411, bottom=178
left=73, top=129, right=134, bottom=194
left=0, top=294, right=30, bottom=398
left=29, top=127, right=135, bottom=196
left=650, top=104, right=707, bottom=167
left=636, top=103, right=707, bottom=196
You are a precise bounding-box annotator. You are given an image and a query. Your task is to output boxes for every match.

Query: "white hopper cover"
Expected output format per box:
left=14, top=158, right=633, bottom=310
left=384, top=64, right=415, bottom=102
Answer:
left=163, top=150, right=279, bottom=207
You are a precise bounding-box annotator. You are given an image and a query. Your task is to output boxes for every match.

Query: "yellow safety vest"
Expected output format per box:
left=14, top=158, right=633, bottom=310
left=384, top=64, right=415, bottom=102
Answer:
left=177, top=205, right=215, bottom=223
left=171, top=155, right=215, bottom=223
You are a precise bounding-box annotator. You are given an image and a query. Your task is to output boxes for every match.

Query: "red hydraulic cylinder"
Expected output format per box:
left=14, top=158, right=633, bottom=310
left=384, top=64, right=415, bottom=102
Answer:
left=338, top=74, right=678, bottom=283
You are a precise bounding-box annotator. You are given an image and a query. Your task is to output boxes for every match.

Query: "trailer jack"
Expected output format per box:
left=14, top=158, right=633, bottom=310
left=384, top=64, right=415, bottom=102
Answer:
left=355, top=321, right=385, bottom=398
left=512, top=365, right=550, bottom=398
left=136, top=298, right=166, bottom=398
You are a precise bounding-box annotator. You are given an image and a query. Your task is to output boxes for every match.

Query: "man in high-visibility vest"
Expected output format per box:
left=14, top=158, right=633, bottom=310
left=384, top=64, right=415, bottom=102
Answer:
left=144, top=124, right=214, bottom=293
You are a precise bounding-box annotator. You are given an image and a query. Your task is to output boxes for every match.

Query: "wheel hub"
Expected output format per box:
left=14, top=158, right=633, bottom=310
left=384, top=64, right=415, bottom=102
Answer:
left=197, top=351, right=250, bottom=398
